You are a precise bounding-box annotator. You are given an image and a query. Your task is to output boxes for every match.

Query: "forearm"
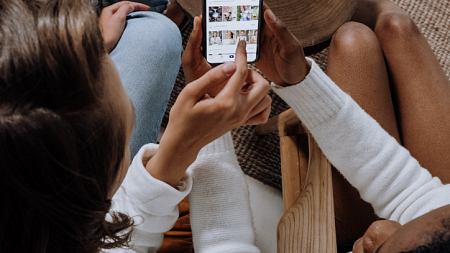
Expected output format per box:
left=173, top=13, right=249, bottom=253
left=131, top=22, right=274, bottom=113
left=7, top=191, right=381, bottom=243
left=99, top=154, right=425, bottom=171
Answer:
left=145, top=135, right=200, bottom=188
left=272, top=58, right=450, bottom=223
left=188, top=132, right=260, bottom=253
left=111, top=143, right=192, bottom=251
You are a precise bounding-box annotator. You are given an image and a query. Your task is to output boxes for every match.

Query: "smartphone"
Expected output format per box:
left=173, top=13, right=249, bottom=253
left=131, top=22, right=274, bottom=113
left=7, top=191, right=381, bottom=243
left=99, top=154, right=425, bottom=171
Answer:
left=202, top=0, right=263, bottom=64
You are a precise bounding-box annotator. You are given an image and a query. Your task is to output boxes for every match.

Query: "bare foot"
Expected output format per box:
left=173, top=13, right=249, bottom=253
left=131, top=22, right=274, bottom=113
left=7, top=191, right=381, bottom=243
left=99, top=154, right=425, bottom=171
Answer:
left=351, top=0, right=403, bottom=30
left=165, top=0, right=186, bottom=28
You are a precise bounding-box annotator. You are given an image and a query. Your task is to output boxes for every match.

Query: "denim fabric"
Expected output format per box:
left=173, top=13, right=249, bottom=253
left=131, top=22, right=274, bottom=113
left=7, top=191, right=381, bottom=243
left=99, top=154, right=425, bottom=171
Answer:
left=111, top=11, right=182, bottom=157
left=101, top=0, right=169, bottom=13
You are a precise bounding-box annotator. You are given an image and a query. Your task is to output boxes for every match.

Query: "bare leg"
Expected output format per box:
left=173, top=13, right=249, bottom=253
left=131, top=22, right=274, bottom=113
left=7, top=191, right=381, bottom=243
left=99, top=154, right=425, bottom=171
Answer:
left=372, top=7, right=450, bottom=183
left=352, top=0, right=450, bottom=183
left=327, top=22, right=395, bottom=243
left=165, top=0, right=186, bottom=27
left=328, top=0, right=450, bottom=244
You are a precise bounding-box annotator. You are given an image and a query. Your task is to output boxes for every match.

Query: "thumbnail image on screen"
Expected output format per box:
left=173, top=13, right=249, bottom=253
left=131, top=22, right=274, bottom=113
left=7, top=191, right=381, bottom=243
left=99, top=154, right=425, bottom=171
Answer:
left=237, top=5, right=259, bottom=21
left=209, top=6, right=222, bottom=22
left=223, top=6, right=237, bottom=22
left=209, top=31, right=223, bottom=45
left=222, top=30, right=237, bottom=45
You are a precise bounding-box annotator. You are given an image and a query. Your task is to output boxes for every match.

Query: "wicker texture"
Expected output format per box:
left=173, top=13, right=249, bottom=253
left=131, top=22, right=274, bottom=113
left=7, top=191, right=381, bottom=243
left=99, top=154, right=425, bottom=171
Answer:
left=162, top=0, right=450, bottom=190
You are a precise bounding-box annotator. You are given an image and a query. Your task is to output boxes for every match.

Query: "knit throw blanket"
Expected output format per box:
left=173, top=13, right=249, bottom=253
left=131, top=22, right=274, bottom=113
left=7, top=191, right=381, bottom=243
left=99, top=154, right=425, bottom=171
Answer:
left=162, top=0, right=450, bottom=191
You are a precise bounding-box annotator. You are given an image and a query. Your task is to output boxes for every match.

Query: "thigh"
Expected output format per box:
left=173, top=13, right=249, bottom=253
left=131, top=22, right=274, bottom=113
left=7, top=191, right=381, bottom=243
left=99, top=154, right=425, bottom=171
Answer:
left=375, top=11, right=450, bottom=183
left=326, top=22, right=399, bottom=244
left=111, top=11, right=182, bottom=157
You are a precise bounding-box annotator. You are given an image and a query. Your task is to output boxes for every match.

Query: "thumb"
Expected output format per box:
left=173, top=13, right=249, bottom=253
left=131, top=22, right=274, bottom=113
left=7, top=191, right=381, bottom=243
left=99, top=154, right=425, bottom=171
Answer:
left=182, top=16, right=204, bottom=69
left=181, top=63, right=237, bottom=104
left=184, top=16, right=203, bottom=57
left=264, top=9, right=300, bottom=53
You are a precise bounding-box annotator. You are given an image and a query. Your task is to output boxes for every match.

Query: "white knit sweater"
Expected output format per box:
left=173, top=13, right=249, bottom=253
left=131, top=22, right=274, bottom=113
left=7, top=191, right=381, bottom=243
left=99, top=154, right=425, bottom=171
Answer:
left=107, top=58, right=450, bottom=252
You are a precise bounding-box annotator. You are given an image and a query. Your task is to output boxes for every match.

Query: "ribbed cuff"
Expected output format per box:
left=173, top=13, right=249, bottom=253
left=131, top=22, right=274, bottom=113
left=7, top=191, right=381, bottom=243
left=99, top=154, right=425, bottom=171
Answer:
left=123, top=143, right=192, bottom=210
left=198, top=132, right=235, bottom=157
left=271, top=58, right=348, bottom=130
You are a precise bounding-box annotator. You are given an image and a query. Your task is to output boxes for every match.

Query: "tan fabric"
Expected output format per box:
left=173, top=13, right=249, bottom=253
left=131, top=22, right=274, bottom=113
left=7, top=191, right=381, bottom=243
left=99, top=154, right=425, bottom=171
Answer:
left=157, top=197, right=193, bottom=253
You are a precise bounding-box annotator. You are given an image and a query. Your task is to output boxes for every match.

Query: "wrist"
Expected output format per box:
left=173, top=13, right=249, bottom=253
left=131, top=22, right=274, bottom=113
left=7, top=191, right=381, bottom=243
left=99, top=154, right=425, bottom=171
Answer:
left=300, top=58, right=312, bottom=82
left=280, top=58, right=312, bottom=87
left=145, top=136, right=200, bottom=188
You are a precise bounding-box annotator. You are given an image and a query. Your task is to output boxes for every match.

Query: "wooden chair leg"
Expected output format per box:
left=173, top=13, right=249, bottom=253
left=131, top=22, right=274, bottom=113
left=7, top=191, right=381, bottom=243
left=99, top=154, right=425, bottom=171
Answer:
left=277, top=134, right=336, bottom=253
left=257, top=110, right=337, bottom=252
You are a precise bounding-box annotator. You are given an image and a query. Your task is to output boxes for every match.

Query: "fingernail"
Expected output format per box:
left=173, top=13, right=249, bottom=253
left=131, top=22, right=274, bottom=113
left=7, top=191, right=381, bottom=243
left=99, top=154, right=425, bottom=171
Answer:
left=129, top=4, right=135, bottom=11
left=193, top=17, right=198, bottom=30
left=266, top=9, right=276, bottom=23
left=222, top=62, right=236, bottom=75
left=239, top=40, right=246, bottom=48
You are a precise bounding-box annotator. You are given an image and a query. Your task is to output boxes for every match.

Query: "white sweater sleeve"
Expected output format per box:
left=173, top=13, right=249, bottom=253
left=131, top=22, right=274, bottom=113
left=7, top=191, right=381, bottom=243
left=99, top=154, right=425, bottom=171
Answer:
left=272, top=58, right=450, bottom=225
left=106, top=143, right=192, bottom=253
left=188, top=132, right=260, bottom=253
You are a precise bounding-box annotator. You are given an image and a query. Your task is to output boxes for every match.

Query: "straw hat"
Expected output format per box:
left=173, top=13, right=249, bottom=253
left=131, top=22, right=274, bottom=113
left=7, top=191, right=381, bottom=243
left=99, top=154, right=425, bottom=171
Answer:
left=177, top=0, right=357, bottom=48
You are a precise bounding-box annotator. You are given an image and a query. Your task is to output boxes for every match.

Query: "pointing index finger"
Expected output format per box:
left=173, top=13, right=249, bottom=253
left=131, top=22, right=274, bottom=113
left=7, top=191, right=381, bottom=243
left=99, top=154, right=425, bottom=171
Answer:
left=220, top=40, right=249, bottom=96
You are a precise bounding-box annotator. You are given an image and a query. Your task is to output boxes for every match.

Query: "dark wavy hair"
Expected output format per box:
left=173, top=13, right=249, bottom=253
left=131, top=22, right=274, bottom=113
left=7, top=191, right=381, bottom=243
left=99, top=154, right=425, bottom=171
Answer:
left=0, top=0, right=133, bottom=252
left=401, top=217, right=450, bottom=253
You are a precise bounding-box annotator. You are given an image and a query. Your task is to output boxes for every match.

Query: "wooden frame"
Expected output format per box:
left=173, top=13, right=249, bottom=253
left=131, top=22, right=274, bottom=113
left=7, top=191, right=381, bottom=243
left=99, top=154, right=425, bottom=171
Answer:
left=256, top=109, right=337, bottom=253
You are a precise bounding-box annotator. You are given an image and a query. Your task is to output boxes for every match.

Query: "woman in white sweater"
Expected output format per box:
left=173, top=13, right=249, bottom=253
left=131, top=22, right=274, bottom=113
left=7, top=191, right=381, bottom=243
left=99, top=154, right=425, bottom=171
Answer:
left=254, top=2, right=450, bottom=252
left=111, top=1, right=450, bottom=251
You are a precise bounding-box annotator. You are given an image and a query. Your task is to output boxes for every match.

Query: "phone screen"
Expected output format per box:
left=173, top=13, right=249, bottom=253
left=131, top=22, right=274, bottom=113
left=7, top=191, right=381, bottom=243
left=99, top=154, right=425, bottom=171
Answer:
left=203, top=0, right=262, bottom=64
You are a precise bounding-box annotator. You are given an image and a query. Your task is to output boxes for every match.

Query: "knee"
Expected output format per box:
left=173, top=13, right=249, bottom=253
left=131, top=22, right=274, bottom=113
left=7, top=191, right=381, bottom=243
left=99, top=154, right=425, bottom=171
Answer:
left=374, top=10, right=420, bottom=42
left=330, top=22, right=379, bottom=56
left=127, top=12, right=183, bottom=60
left=149, top=13, right=182, bottom=54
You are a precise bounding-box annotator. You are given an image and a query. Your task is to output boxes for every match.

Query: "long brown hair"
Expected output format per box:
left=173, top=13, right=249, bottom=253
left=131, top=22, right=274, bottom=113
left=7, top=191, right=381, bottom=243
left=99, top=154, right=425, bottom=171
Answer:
left=0, top=0, right=133, bottom=252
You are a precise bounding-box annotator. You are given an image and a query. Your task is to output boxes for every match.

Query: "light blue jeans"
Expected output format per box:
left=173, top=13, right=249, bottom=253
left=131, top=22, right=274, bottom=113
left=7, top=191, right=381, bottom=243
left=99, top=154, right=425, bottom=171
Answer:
left=111, top=11, right=182, bottom=157
left=101, top=0, right=169, bottom=13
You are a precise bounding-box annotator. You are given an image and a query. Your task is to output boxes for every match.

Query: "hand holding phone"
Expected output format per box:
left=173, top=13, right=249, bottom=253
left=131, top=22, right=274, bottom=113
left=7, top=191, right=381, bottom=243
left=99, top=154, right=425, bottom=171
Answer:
left=255, top=6, right=310, bottom=86
left=202, top=0, right=263, bottom=64
left=165, top=23, right=271, bottom=188
left=174, top=39, right=271, bottom=156
left=182, top=16, right=246, bottom=97
left=182, top=16, right=213, bottom=85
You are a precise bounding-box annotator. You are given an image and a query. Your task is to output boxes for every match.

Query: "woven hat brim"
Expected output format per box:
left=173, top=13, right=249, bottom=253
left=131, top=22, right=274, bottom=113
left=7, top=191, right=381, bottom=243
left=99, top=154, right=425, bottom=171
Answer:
left=178, top=0, right=357, bottom=47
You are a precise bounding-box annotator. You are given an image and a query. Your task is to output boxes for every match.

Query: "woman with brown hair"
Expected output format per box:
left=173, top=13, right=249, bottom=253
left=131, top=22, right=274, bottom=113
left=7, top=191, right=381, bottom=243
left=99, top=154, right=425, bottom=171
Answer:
left=0, top=0, right=271, bottom=252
